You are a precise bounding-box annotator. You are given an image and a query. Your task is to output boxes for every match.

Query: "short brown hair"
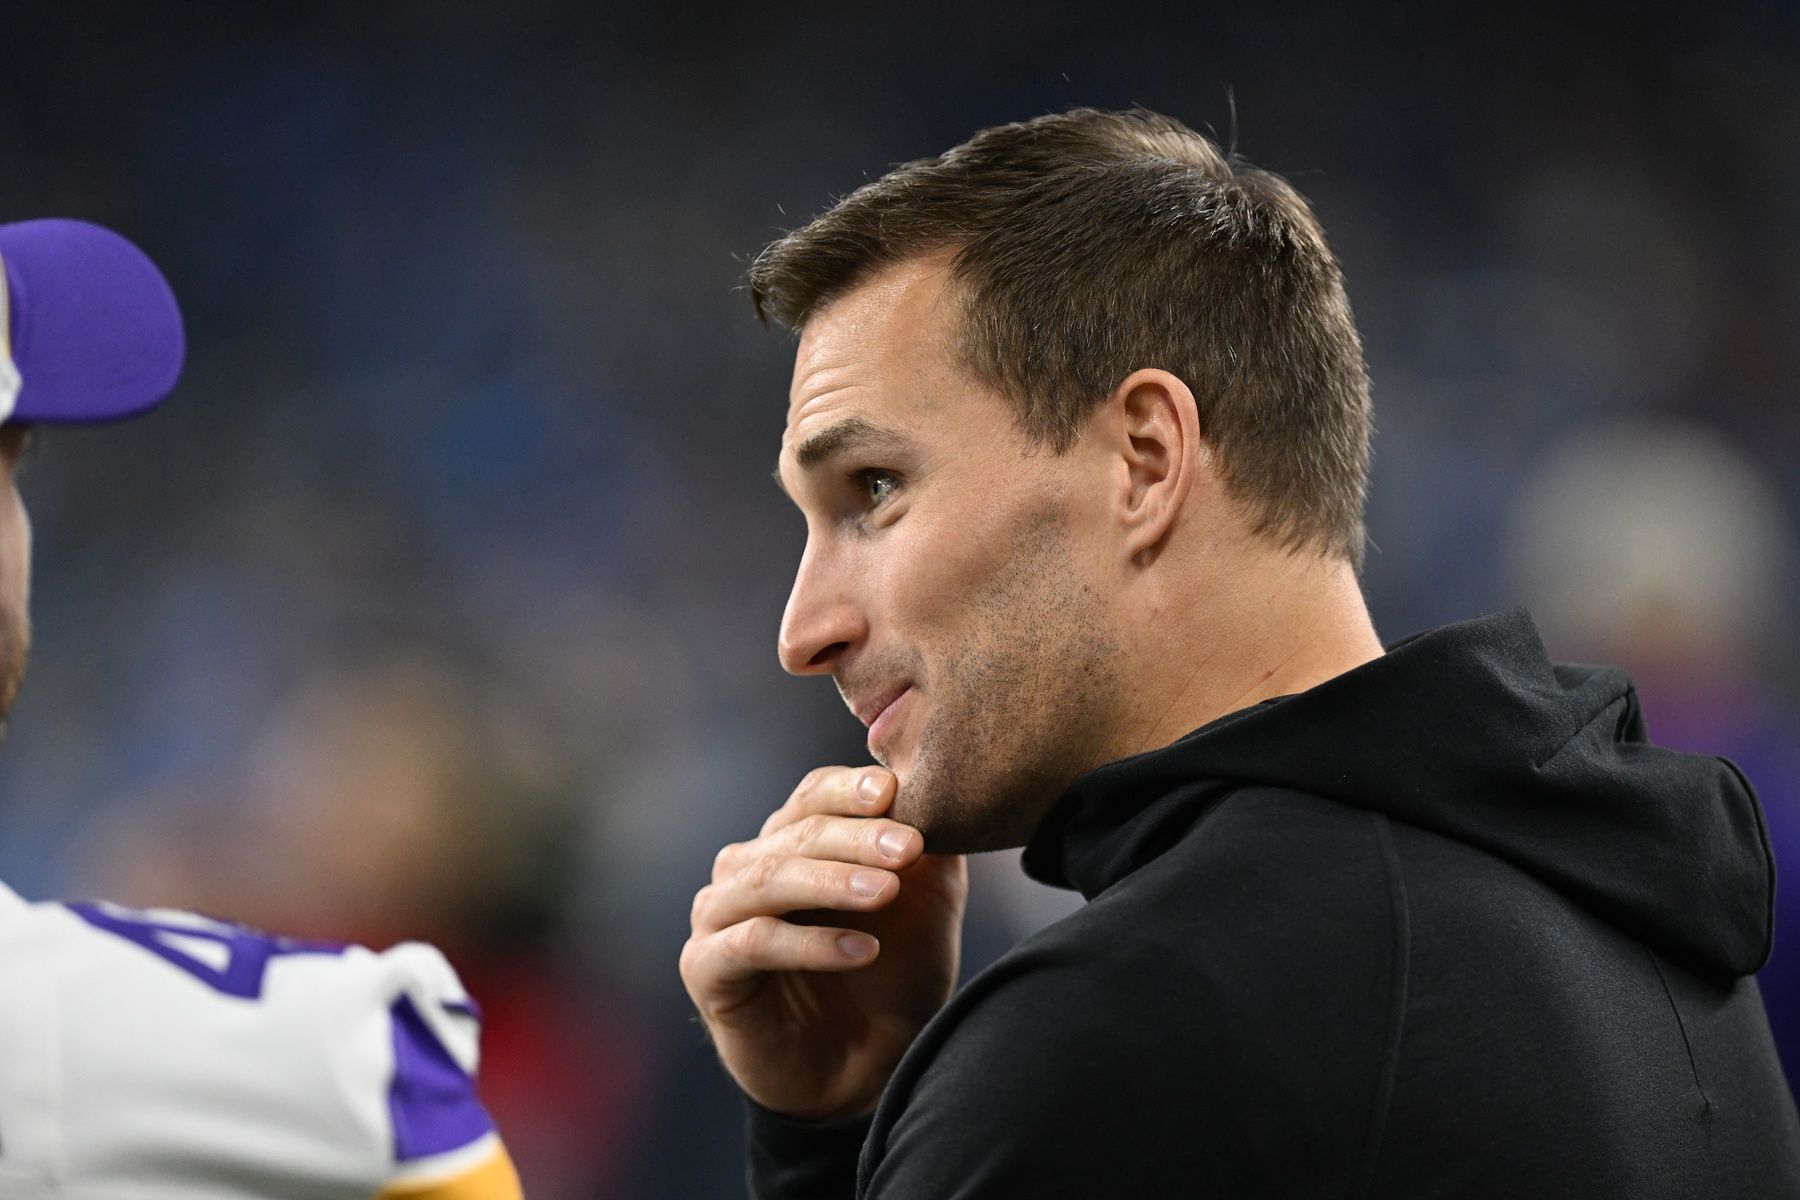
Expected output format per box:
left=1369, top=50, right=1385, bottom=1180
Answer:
left=746, top=107, right=1372, bottom=567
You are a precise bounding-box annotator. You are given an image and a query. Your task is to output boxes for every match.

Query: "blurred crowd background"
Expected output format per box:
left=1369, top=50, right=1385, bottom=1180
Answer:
left=2, top=2, right=1797, bottom=1195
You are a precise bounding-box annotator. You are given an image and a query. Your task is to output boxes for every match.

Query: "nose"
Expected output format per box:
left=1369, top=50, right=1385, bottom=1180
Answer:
left=778, top=538, right=866, bottom=676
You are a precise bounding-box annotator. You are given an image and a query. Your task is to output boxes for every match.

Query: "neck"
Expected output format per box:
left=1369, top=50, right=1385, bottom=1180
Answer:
left=1110, top=547, right=1383, bottom=761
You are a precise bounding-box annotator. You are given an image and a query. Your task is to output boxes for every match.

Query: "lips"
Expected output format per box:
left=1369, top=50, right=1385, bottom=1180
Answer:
left=854, top=682, right=912, bottom=729
left=864, top=686, right=914, bottom=756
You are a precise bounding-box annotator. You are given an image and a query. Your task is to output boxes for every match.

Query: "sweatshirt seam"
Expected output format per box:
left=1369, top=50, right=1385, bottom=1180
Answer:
left=1349, top=813, right=1409, bottom=1200
left=1647, top=948, right=1714, bottom=1139
left=1531, top=686, right=1632, bottom=769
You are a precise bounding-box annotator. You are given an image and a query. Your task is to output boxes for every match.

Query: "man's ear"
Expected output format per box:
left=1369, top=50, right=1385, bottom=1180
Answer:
left=1099, top=368, right=1203, bottom=564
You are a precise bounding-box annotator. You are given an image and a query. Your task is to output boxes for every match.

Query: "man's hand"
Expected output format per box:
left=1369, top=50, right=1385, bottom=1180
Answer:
left=680, top=766, right=968, bottom=1121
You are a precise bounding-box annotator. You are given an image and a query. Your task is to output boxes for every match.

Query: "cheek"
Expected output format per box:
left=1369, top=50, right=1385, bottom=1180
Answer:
left=879, top=488, right=1062, bottom=636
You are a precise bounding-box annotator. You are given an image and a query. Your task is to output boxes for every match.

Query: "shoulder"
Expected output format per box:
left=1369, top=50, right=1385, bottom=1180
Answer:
left=1054, top=785, right=1407, bottom=992
left=862, top=788, right=1407, bottom=1195
left=0, top=897, right=516, bottom=1197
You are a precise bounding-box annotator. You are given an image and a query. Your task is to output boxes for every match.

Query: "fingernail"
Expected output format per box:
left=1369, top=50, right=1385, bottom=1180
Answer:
left=837, top=933, right=875, bottom=959
left=849, top=870, right=886, bottom=898
left=877, top=828, right=910, bottom=860
left=857, top=771, right=885, bottom=805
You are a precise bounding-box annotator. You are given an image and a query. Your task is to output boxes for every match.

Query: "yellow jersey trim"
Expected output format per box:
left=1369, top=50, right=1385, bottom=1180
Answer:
left=377, top=1139, right=523, bottom=1200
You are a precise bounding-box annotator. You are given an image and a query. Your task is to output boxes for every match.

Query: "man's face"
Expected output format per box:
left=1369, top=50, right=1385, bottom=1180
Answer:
left=0, top=424, right=31, bottom=728
left=775, top=257, right=1123, bottom=853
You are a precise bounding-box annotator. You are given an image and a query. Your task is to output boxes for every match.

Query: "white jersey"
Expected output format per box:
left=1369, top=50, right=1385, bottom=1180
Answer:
left=0, top=880, right=521, bottom=1199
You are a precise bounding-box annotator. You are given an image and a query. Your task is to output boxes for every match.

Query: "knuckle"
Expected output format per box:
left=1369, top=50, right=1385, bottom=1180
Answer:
left=712, top=842, right=742, bottom=880
left=676, top=936, right=702, bottom=982
left=689, top=885, right=714, bottom=928
left=795, top=925, right=828, bottom=958
left=748, top=853, right=783, bottom=892
left=726, top=916, right=774, bottom=958
left=859, top=820, right=889, bottom=855
left=721, top=922, right=754, bottom=959
left=796, top=765, right=857, bottom=806
left=794, top=813, right=830, bottom=849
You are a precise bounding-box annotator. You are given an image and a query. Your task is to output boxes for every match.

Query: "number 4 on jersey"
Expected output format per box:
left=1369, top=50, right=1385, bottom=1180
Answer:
left=66, top=901, right=345, bottom=999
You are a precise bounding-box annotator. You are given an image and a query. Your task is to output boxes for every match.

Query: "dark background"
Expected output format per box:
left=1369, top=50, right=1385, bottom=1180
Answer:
left=2, top=3, right=1797, bottom=1195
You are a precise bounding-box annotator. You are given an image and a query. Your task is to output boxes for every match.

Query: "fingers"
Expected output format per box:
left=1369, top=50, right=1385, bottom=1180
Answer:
left=715, top=810, right=921, bottom=885
left=693, top=853, right=903, bottom=934
left=682, top=765, right=915, bottom=1005
left=683, top=916, right=879, bottom=997
left=759, top=765, right=895, bottom=837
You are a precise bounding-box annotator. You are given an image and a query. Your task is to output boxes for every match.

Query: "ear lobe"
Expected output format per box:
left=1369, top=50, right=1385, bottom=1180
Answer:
left=1110, top=369, right=1200, bottom=562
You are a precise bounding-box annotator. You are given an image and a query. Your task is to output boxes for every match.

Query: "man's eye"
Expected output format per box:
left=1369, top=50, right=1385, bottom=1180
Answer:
left=857, top=470, right=901, bottom=507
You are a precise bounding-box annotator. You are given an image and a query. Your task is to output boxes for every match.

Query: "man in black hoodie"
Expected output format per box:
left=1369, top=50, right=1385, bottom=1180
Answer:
left=678, top=108, right=1800, bottom=1197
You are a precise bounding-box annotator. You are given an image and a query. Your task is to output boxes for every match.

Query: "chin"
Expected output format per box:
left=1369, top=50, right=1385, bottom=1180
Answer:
left=891, top=760, right=1058, bottom=856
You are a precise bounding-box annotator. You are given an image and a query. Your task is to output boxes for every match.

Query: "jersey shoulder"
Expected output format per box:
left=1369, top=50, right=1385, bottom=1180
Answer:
left=0, top=893, right=518, bottom=1198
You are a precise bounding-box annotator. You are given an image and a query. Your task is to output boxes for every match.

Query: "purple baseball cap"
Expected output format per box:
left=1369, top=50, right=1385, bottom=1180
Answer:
left=0, top=218, right=185, bottom=425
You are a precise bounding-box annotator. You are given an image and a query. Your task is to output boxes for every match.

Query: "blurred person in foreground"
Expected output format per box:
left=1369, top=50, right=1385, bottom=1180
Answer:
left=76, top=655, right=646, bottom=1199
left=678, top=110, right=1800, bottom=1197
left=0, top=220, right=521, bottom=1199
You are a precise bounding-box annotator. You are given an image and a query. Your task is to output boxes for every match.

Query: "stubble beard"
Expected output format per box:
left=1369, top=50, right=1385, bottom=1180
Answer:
left=885, top=507, right=1123, bottom=855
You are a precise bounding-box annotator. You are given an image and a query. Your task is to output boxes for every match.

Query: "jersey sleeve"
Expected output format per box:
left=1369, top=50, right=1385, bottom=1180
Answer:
left=0, top=897, right=522, bottom=1198
left=367, top=941, right=524, bottom=1200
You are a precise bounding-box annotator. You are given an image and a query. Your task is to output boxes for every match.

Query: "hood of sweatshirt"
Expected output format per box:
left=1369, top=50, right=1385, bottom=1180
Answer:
left=1022, top=608, right=1775, bottom=981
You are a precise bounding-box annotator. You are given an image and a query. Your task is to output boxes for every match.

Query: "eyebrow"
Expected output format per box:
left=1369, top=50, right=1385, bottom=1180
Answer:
left=773, top=416, right=912, bottom=490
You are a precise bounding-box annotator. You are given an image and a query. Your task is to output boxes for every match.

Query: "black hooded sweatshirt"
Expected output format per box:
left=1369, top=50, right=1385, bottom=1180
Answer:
left=746, top=610, right=1800, bottom=1198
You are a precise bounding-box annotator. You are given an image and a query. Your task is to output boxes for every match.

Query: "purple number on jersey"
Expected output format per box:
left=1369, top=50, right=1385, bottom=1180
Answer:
left=66, top=902, right=346, bottom=999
